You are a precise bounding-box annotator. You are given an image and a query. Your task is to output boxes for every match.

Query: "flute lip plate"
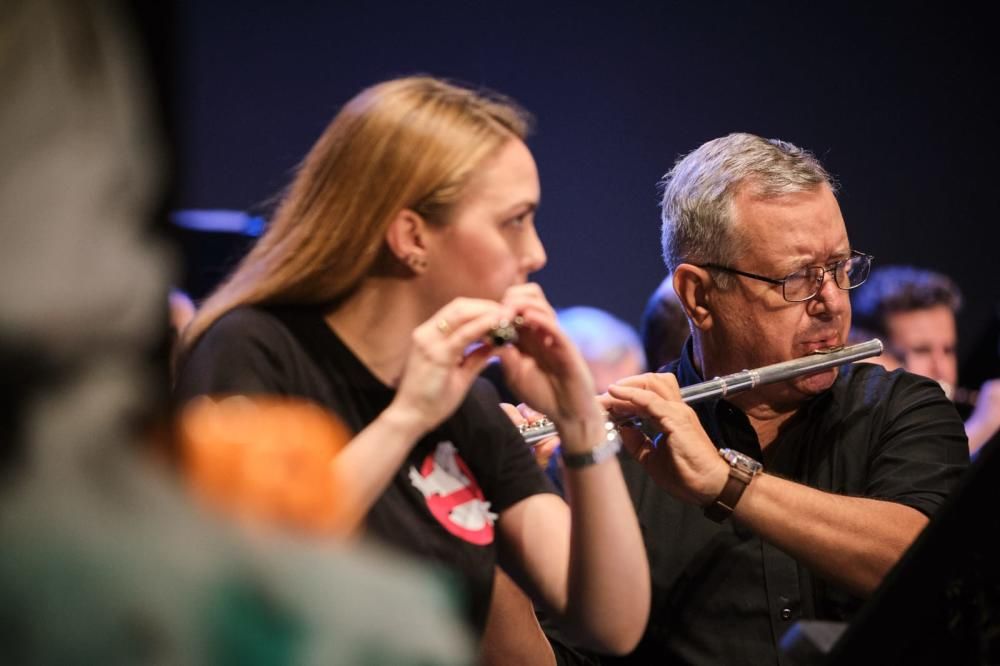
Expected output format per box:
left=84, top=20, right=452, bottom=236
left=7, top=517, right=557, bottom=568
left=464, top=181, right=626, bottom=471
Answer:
left=807, top=345, right=845, bottom=355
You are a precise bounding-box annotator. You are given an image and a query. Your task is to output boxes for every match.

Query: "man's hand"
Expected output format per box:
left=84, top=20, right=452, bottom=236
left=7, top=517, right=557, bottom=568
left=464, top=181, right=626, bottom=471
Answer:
left=601, top=372, right=729, bottom=506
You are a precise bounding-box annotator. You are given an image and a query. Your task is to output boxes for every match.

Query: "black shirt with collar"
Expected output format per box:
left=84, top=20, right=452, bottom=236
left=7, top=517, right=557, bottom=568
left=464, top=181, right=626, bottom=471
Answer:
left=608, top=340, right=969, bottom=666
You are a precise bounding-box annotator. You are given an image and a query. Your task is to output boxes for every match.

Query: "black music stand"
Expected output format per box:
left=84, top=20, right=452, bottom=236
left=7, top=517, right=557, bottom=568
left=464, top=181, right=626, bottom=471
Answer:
left=784, top=434, right=1000, bottom=665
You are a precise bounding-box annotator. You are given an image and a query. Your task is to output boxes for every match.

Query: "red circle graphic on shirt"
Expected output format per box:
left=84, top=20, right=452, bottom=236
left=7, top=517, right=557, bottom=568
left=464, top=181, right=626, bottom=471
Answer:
left=411, top=443, right=495, bottom=546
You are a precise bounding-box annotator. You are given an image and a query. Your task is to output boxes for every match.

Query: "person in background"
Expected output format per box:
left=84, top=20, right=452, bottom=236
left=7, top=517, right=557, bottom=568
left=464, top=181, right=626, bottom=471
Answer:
left=852, top=265, right=1000, bottom=456
left=557, top=306, right=646, bottom=392
left=847, top=325, right=902, bottom=371
left=639, top=273, right=690, bottom=371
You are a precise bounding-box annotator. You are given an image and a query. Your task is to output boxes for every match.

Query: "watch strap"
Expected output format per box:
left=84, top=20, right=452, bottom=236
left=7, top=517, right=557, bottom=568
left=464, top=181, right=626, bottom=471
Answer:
left=704, top=464, right=754, bottom=523
left=561, top=421, right=622, bottom=469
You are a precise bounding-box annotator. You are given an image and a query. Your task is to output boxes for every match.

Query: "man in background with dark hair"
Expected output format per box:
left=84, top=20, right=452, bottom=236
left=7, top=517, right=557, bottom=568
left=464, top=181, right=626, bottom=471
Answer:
left=639, top=273, right=690, bottom=371
left=853, top=265, right=1000, bottom=455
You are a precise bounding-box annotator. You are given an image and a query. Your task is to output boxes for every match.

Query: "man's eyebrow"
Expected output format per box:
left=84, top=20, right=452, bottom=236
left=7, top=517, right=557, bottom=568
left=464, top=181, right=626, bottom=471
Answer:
left=783, top=249, right=852, bottom=272
left=777, top=254, right=813, bottom=273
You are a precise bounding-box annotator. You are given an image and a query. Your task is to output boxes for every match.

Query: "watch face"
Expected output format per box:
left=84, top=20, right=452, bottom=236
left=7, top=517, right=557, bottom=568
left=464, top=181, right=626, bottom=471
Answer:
left=720, top=448, right=763, bottom=474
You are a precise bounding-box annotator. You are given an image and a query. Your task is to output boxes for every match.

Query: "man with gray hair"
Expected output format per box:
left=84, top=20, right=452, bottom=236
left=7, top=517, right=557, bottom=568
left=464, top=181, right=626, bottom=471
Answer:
left=602, top=133, right=968, bottom=663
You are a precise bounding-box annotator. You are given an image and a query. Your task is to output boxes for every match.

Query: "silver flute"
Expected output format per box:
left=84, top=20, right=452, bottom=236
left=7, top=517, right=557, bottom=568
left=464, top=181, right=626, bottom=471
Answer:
left=519, top=338, right=884, bottom=445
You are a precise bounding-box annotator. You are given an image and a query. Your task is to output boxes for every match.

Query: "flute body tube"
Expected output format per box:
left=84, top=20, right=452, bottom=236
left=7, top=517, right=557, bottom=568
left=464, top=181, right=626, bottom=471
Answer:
left=520, top=339, right=884, bottom=445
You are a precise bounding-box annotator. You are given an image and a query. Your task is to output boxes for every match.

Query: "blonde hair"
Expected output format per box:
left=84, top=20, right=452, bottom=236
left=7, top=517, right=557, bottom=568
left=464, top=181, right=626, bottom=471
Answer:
left=179, top=76, right=530, bottom=355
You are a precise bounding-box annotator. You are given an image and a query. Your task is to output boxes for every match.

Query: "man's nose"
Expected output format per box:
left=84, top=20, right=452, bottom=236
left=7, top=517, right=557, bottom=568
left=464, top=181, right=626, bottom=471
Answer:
left=807, top=271, right=848, bottom=314
left=929, top=349, right=952, bottom=381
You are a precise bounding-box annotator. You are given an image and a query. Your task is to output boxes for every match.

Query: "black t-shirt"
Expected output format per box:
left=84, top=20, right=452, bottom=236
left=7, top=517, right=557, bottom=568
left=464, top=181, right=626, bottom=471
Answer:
left=606, top=341, right=969, bottom=666
left=175, top=305, right=554, bottom=633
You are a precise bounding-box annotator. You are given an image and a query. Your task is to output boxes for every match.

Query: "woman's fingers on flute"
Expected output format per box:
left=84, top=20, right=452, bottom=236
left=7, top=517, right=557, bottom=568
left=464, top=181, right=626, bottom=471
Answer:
left=500, top=402, right=559, bottom=468
left=502, top=282, right=557, bottom=319
left=516, top=402, right=547, bottom=423
left=418, top=298, right=516, bottom=353
left=531, top=436, right=560, bottom=469
left=499, top=402, right=527, bottom=427
left=458, top=341, right=495, bottom=378
left=397, top=300, right=516, bottom=427
left=502, top=304, right=562, bottom=359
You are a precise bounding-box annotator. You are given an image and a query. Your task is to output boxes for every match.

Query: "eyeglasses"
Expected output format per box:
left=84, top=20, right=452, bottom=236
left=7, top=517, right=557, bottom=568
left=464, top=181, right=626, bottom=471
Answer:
left=698, top=250, right=873, bottom=303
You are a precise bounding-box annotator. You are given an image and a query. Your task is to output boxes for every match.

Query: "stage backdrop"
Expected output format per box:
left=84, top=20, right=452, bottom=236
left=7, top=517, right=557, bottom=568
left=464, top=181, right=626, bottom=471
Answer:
left=174, top=2, right=998, bottom=375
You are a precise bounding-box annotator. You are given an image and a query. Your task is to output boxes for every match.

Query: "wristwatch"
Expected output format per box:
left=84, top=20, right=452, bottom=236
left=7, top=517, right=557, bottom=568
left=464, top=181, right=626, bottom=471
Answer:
left=704, top=448, right=762, bottom=523
left=561, top=420, right=623, bottom=469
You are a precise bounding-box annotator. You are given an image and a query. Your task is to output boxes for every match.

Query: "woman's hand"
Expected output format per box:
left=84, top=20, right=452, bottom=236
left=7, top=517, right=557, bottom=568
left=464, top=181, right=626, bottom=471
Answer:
left=494, top=284, right=604, bottom=452
left=500, top=402, right=561, bottom=469
left=389, top=297, right=516, bottom=438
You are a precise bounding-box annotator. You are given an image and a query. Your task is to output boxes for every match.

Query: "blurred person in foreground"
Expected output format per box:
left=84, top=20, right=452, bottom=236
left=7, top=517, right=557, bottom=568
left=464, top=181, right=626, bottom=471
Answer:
left=0, top=2, right=473, bottom=664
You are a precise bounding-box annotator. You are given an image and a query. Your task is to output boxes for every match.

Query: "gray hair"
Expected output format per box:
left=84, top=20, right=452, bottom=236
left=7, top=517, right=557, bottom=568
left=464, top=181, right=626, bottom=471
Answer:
left=659, top=133, right=835, bottom=286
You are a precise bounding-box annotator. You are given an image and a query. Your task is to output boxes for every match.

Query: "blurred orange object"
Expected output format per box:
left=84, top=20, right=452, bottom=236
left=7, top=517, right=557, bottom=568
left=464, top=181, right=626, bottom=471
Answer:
left=178, top=396, right=353, bottom=536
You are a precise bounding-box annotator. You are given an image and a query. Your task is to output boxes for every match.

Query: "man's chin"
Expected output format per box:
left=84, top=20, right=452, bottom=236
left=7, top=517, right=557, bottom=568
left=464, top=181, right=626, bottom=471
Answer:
left=793, top=367, right=839, bottom=396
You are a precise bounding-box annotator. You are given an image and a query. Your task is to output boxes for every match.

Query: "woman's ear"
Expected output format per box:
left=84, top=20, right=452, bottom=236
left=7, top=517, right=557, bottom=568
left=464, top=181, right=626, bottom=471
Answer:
left=673, top=264, right=714, bottom=331
left=385, top=209, right=430, bottom=273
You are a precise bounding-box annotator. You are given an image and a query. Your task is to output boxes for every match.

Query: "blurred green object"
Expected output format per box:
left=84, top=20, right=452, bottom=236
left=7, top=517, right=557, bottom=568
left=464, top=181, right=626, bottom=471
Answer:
left=0, top=455, right=473, bottom=665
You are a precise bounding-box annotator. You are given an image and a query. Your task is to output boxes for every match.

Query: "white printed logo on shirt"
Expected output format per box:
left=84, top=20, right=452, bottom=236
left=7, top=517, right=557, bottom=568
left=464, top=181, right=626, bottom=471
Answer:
left=408, top=441, right=497, bottom=545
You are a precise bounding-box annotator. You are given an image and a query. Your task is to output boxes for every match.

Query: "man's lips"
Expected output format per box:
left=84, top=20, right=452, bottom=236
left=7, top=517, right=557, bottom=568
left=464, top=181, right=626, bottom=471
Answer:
left=801, top=336, right=841, bottom=353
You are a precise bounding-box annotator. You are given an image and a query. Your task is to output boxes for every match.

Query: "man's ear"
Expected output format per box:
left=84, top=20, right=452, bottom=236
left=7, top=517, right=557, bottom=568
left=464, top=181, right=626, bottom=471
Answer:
left=673, top=264, right=714, bottom=331
left=385, top=209, right=430, bottom=273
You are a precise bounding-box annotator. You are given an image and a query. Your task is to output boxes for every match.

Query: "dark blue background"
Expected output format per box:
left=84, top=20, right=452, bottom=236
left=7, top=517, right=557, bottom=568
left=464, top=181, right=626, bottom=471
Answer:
left=173, top=2, right=998, bottom=372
